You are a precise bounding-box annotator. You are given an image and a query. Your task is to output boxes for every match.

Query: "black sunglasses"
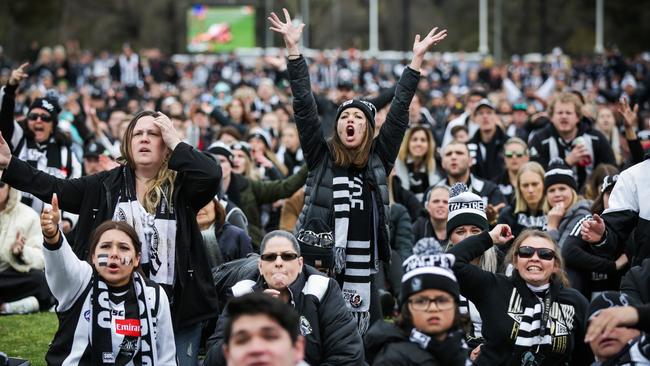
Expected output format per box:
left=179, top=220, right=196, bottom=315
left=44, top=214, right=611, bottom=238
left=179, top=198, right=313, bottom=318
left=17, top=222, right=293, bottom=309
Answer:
left=517, top=246, right=556, bottom=261
left=260, top=252, right=300, bottom=262
left=505, top=151, right=526, bottom=158
left=28, top=113, right=53, bottom=122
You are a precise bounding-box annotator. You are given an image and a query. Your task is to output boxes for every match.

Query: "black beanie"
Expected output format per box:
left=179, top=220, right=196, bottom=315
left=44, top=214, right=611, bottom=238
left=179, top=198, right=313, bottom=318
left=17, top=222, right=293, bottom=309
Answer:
left=587, top=291, right=637, bottom=321
left=206, top=141, right=234, bottom=166
left=29, top=98, right=60, bottom=128
left=401, top=238, right=460, bottom=305
left=446, top=183, right=488, bottom=235
left=544, top=158, right=577, bottom=192
left=335, top=99, right=377, bottom=128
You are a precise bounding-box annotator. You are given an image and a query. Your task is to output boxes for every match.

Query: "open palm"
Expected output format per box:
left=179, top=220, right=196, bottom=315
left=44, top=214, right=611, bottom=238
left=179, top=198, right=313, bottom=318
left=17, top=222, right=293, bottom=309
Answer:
left=268, top=8, right=304, bottom=50
left=413, top=27, right=448, bottom=56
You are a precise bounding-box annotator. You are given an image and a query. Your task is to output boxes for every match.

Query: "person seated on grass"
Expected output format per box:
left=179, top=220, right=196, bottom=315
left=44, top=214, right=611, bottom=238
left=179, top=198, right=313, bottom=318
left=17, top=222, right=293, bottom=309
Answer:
left=40, top=194, right=176, bottom=365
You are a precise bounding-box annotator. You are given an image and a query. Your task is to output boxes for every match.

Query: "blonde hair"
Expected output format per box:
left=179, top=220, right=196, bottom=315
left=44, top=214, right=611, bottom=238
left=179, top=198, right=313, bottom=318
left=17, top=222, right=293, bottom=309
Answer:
left=398, top=126, right=436, bottom=174
left=120, top=111, right=177, bottom=214
left=329, top=117, right=375, bottom=168
left=549, top=92, right=583, bottom=120
left=504, top=229, right=570, bottom=287
left=514, top=162, right=545, bottom=213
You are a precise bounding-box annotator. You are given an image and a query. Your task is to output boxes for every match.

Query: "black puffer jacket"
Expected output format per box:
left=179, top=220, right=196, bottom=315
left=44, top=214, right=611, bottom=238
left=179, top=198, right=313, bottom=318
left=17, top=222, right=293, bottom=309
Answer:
left=364, top=320, right=467, bottom=366
left=0, top=142, right=221, bottom=329
left=288, top=56, right=419, bottom=264
left=204, top=265, right=365, bottom=366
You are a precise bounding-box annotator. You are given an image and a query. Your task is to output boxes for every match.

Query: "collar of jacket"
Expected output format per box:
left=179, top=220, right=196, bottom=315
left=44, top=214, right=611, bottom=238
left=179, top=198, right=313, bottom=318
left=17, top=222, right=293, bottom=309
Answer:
left=511, top=268, right=561, bottom=302
left=256, top=268, right=308, bottom=308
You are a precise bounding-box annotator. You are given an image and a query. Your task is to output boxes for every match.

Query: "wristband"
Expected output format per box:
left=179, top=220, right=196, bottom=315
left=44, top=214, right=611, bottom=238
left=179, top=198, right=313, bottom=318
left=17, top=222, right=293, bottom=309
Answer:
left=43, top=231, right=59, bottom=240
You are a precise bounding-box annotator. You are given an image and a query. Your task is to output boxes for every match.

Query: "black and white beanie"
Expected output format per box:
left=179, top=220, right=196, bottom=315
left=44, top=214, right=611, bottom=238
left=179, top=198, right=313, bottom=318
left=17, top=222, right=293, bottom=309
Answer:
left=446, top=183, right=488, bottom=234
left=401, top=238, right=460, bottom=304
left=335, top=99, right=377, bottom=128
left=207, top=141, right=234, bottom=166
left=248, top=127, right=273, bottom=149
left=587, top=291, right=637, bottom=320
left=29, top=97, right=60, bottom=128
left=544, top=158, right=577, bottom=192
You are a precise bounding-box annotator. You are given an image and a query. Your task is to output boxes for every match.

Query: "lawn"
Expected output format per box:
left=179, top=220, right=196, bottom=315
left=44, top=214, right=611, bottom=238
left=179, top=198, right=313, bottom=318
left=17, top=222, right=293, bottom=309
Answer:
left=0, top=312, right=58, bottom=366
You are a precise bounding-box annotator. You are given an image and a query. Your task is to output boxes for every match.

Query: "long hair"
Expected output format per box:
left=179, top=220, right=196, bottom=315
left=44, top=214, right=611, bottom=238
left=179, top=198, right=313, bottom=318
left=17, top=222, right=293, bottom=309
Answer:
left=514, top=162, right=546, bottom=214
left=329, top=117, right=375, bottom=168
left=584, top=163, right=619, bottom=201
left=226, top=98, right=254, bottom=125
left=119, top=110, right=177, bottom=214
left=398, top=126, right=437, bottom=173
left=504, top=229, right=570, bottom=287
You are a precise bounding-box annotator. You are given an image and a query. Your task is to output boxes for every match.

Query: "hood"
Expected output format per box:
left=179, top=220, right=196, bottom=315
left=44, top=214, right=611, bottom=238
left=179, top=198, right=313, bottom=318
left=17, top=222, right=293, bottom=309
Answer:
left=364, top=321, right=408, bottom=363
left=565, top=199, right=592, bottom=219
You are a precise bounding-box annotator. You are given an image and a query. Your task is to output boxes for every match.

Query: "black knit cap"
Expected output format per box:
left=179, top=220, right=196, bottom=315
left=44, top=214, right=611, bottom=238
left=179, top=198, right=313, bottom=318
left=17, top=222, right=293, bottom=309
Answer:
left=587, top=291, right=637, bottom=320
left=28, top=98, right=60, bottom=128
left=544, top=158, right=577, bottom=192
left=335, top=99, right=377, bottom=128
left=400, top=238, right=460, bottom=305
left=207, top=141, right=234, bottom=166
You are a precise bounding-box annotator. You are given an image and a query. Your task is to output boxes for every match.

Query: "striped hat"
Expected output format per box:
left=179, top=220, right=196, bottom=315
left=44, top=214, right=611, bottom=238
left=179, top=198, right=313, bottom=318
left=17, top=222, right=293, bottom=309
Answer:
left=544, top=158, right=577, bottom=192
left=446, top=183, right=488, bottom=234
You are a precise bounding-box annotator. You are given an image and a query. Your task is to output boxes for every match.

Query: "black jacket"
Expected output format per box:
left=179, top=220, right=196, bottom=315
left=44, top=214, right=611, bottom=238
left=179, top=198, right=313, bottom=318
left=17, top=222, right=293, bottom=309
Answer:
left=364, top=320, right=467, bottom=366
left=621, top=258, right=650, bottom=304
left=448, top=231, right=592, bottom=365
left=288, top=56, right=419, bottom=265
left=390, top=175, right=424, bottom=222
left=529, top=120, right=616, bottom=189
left=468, top=126, right=507, bottom=182
left=0, top=142, right=221, bottom=329
left=497, top=205, right=546, bottom=238
left=204, top=265, right=365, bottom=366
left=412, top=216, right=449, bottom=249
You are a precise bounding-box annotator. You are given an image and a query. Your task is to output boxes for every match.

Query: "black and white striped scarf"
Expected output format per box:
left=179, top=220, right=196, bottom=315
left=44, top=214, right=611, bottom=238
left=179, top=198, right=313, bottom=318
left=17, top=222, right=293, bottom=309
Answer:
left=332, top=166, right=377, bottom=334
left=113, top=168, right=177, bottom=285
left=91, top=271, right=157, bottom=365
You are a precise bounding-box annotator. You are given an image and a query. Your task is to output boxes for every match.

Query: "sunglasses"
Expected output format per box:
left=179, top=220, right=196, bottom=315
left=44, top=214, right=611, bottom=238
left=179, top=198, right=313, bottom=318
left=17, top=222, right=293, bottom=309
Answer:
left=505, top=151, right=526, bottom=158
left=260, top=252, right=300, bottom=262
left=517, top=246, right=556, bottom=261
left=28, top=113, right=53, bottom=122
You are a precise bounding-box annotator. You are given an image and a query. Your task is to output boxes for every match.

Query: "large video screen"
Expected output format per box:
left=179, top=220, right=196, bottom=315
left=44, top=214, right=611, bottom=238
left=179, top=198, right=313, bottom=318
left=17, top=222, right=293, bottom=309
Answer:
left=187, top=5, right=256, bottom=52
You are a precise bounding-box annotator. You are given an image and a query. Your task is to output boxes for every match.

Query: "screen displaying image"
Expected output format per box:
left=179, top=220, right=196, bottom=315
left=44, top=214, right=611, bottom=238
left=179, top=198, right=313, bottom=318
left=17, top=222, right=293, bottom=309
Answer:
left=187, top=5, right=256, bottom=52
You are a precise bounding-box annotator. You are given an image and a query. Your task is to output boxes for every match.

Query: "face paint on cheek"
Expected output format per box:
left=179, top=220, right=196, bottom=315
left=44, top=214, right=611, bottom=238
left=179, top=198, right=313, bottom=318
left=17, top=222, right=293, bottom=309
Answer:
left=120, top=256, right=133, bottom=266
left=97, top=254, right=109, bottom=267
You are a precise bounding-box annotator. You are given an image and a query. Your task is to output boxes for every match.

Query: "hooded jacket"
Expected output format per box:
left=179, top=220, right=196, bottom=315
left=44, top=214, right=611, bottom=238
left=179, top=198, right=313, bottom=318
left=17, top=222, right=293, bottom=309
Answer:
left=205, top=265, right=365, bottom=366
left=448, top=231, right=592, bottom=365
left=0, top=186, right=44, bottom=273
left=288, top=56, right=419, bottom=265
left=0, top=142, right=221, bottom=329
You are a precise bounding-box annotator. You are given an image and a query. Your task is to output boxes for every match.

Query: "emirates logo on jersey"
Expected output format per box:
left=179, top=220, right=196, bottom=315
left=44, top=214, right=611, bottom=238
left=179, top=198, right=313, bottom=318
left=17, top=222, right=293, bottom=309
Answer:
left=115, top=319, right=141, bottom=337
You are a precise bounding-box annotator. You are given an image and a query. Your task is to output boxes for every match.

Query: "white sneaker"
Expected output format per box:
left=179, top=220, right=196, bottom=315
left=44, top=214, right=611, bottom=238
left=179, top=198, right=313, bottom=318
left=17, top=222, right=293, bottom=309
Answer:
left=2, top=296, right=39, bottom=314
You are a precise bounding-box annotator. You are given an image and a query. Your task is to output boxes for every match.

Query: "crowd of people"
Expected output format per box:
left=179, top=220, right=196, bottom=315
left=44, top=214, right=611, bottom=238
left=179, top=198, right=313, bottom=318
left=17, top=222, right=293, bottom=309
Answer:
left=2, top=7, right=650, bottom=366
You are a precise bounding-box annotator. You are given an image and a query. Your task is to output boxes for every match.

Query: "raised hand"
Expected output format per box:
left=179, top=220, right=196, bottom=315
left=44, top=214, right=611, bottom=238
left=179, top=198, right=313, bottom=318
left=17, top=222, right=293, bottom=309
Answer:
left=153, top=112, right=181, bottom=151
left=489, top=224, right=514, bottom=245
left=268, top=8, right=305, bottom=56
left=41, top=193, right=61, bottom=244
left=581, top=213, right=606, bottom=243
left=0, top=132, right=12, bottom=169
left=618, top=97, right=639, bottom=131
left=9, top=63, right=29, bottom=86
left=410, top=27, right=448, bottom=71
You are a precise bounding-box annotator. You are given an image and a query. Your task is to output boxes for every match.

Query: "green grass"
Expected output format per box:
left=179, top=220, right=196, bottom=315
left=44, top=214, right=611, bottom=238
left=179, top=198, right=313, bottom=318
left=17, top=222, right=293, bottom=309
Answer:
left=0, top=312, right=58, bottom=366
left=187, top=5, right=256, bottom=52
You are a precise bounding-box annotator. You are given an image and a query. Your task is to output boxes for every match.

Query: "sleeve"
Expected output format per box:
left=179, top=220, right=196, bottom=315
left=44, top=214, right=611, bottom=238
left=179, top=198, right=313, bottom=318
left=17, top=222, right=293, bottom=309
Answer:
left=204, top=310, right=228, bottom=366
left=561, top=229, right=617, bottom=274
left=43, top=233, right=92, bottom=312
left=635, top=304, right=650, bottom=333
left=447, top=231, right=500, bottom=303
left=18, top=207, right=45, bottom=270
left=569, top=291, right=593, bottom=366
left=626, top=138, right=645, bottom=166
left=594, top=133, right=617, bottom=166
left=597, top=168, right=640, bottom=257
left=535, top=76, right=556, bottom=101
left=318, top=278, right=366, bottom=365
left=392, top=205, right=414, bottom=260
left=154, top=289, right=177, bottom=365
left=528, top=133, right=550, bottom=168
left=236, top=231, right=254, bottom=259
left=287, top=57, right=328, bottom=170
left=252, top=164, right=307, bottom=205
left=0, top=84, right=24, bottom=151
left=374, top=66, right=420, bottom=172
left=620, top=268, right=644, bottom=304
left=557, top=211, right=591, bottom=249
left=365, top=85, right=396, bottom=111
left=168, top=142, right=222, bottom=213
left=502, top=78, right=523, bottom=104
left=1, top=154, right=92, bottom=213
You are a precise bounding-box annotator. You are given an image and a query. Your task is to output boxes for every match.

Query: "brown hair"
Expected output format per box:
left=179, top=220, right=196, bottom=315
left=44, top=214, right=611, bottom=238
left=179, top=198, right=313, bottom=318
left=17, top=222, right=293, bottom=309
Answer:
left=87, top=221, right=141, bottom=267
left=549, top=92, right=583, bottom=120
left=584, top=163, right=619, bottom=201
left=329, top=117, right=375, bottom=168
left=398, top=126, right=437, bottom=173
left=504, top=229, right=570, bottom=287
left=226, top=98, right=254, bottom=125
left=514, top=162, right=546, bottom=213
left=119, top=110, right=177, bottom=214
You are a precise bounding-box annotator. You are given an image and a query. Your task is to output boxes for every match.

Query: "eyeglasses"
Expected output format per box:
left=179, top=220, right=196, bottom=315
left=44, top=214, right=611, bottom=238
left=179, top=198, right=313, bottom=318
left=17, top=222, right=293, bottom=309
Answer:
left=505, top=151, right=527, bottom=158
left=408, top=295, right=455, bottom=311
left=517, top=246, right=556, bottom=261
left=28, top=113, right=53, bottom=122
left=260, top=252, right=300, bottom=262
